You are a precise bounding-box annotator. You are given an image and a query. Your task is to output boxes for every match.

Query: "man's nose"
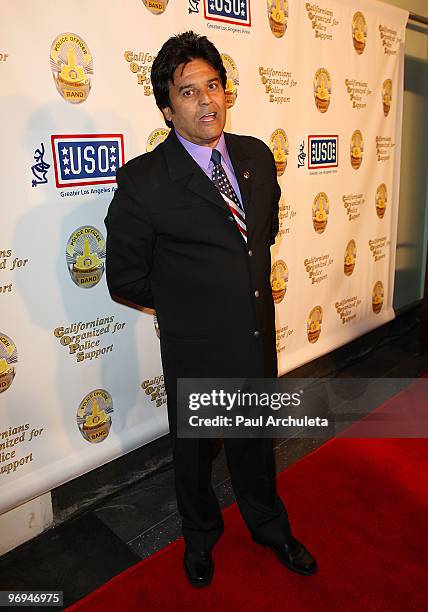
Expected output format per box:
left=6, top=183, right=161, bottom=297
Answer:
left=199, top=88, right=213, bottom=104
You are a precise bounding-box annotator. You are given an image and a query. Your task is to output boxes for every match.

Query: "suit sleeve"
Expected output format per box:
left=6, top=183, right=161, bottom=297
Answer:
left=270, top=151, right=281, bottom=245
left=104, top=165, right=155, bottom=309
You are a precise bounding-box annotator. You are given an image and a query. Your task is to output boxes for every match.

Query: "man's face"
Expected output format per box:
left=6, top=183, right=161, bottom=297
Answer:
left=162, top=58, right=226, bottom=148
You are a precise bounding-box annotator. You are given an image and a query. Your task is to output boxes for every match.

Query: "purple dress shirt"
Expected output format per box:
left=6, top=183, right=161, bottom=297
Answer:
left=175, top=131, right=243, bottom=206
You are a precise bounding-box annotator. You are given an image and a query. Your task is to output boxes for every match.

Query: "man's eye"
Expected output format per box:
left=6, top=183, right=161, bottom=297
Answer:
left=183, top=90, right=193, bottom=97
left=208, top=82, right=218, bottom=90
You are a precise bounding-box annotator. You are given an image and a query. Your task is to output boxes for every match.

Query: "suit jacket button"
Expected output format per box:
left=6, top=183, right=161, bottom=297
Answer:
left=254, top=290, right=260, bottom=298
left=248, top=249, right=253, bottom=257
left=253, top=330, right=260, bottom=338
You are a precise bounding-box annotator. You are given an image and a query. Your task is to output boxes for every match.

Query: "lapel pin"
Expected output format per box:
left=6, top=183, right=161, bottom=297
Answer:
left=243, top=171, right=250, bottom=179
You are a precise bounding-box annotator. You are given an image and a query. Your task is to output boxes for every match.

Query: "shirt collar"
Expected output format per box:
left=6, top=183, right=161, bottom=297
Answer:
left=175, top=131, right=232, bottom=173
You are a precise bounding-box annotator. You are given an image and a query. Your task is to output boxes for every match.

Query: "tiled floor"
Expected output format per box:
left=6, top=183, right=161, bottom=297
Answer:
left=1, top=309, right=427, bottom=609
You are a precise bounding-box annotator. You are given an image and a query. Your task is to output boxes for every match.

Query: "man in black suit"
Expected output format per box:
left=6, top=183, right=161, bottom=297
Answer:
left=105, top=31, right=316, bottom=586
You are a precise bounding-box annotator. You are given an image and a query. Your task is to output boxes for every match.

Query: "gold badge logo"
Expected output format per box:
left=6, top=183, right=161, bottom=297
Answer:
left=313, top=68, right=331, bottom=113
left=372, top=281, right=384, bottom=314
left=350, top=129, right=363, bottom=170
left=146, top=128, right=170, bottom=152
left=50, top=33, right=93, bottom=104
left=77, top=389, right=113, bottom=444
left=270, top=260, right=288, bottom=304
left=312, top=192, right=329, bottom=234
left=375, top=184, right=387, bottom=219
left=344, top=240, right=356, bottom=276
left=307, top=306, right=323, bottom=344
left=143, top=0, right=169, bottom=14
left=267, top=0, right=288, bottom=38
left=352, top=12, right=367, bottom=54
left=382, top=79, right=392, bottom=117
left=66, top=226, right=106, bottom=289
left=221, top=54, right=239, bottom=109
left=269, top=129, right=289, bottom=176
left=0, top=333, right=17, bottom=394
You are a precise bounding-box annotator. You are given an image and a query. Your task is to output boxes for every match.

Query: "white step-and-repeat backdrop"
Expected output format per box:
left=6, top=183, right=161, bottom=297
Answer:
left=0, top=0, right=408, bottom=514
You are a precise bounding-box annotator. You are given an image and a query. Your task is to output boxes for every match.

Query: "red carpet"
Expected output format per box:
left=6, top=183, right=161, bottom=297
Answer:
left=67, top=386, right=428, bottom=612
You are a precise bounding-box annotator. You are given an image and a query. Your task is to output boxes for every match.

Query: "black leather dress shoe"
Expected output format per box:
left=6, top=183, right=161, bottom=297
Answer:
left=252, top=536, right=317, bottom=576
left=183, top=549, right=214, bottom=587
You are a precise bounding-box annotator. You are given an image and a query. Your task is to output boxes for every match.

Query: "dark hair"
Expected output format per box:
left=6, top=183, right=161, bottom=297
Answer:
left=151, top=31, right=227, bottom=128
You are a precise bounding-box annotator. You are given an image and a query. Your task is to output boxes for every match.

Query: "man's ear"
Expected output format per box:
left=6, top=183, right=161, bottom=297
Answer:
left=162, top=106, right=173, bottom=122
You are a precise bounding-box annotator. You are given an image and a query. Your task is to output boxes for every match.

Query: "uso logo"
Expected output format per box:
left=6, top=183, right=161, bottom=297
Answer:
left=308, top=135, right=338, bottom=169
left=204, top=0, right=251, bottom=27
left=51, top=134, right=124, bottom=188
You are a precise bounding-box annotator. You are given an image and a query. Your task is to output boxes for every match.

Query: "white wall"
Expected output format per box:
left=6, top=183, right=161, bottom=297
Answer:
left=383, top=0, right=428, bottom=308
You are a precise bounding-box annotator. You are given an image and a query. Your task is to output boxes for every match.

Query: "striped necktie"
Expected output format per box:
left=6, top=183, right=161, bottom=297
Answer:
left=210, top=148, right=247, bottom=242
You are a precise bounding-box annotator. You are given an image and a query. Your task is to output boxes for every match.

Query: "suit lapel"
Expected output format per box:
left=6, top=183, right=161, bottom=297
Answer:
left=160, top=130, right=256, bottom=242
left=224, top=132, right=253, bottom=214
left=161, top=130, right=229, bottom=213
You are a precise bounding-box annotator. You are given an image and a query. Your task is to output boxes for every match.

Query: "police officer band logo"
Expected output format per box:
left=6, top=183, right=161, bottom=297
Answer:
left=66, top=226, right=106, bottom=288
left=382, top=79, right=392, bottom=117
left=313, top=68, right=331, bottom=113
left=146, top=128, right=170, bottom=152
left=0, top=333, right=17, bottom=394
left=270, top=129, right=288, bottom=176
left=344, top=240, right=356, bottom=276
left=271, top=260, right=288, bottom=304
left=221, top=54, right=239, bottom=109
left=77, top=389, right=113, bottom=443
left=267, top=0, right=288, bottom=38
left=350, top=130, right=363, bottom=170
left=143, top=0, right=169, bottom=14
left=352, top=12, right=367, bottom=54
left=375, top=184, right=387, bottom=219
left=50, top=33, right=93, bottom=104
left=307, top=306, right=323, bottom=343
left=312, top=192, right=329, bottom=234
left=372, top=281, right=384, bottom=314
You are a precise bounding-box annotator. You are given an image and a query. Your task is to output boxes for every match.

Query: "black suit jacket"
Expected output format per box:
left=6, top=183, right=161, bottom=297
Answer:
left=105, top=130, right=280, bottom=408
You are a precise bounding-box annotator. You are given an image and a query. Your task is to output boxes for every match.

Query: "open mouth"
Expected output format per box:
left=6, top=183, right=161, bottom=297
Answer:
left=200, top=112, right=217, bottom=123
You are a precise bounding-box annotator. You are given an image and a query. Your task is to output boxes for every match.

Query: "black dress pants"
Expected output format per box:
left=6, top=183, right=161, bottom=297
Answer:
left=171, top=435, right=293, bottom=552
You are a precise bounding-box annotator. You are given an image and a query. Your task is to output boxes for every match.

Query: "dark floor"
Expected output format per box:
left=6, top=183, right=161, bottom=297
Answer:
left=1, top=307, right=427, bottom=610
